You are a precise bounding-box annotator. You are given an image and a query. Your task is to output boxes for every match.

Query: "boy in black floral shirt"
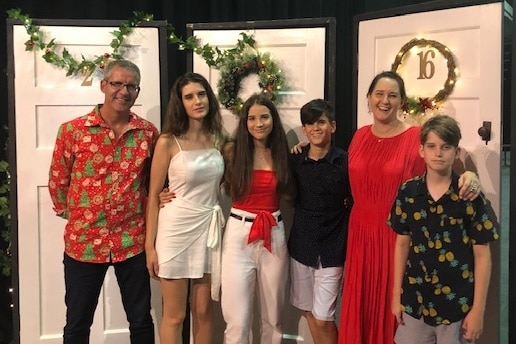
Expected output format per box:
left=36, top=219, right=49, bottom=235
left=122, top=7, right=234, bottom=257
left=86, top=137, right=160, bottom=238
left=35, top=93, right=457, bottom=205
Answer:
left=388, top=115, right=498, bottom=343
left=288, top=99, right=351, bottom=343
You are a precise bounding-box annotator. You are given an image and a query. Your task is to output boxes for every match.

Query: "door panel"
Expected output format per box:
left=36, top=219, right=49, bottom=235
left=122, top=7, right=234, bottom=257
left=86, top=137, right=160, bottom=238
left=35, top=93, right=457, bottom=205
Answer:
left=357, top=3, right=502, bottom=343
left=193, top=26, right=328, bottom=344
left=12, top=24, right=162, bottom=343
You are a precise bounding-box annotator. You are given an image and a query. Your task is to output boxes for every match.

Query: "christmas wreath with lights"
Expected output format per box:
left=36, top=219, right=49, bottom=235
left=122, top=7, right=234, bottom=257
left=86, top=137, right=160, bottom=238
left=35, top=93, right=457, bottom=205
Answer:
left=391, top=38, right=458, bottom=121
left=217, top=51, right=285, bottom=115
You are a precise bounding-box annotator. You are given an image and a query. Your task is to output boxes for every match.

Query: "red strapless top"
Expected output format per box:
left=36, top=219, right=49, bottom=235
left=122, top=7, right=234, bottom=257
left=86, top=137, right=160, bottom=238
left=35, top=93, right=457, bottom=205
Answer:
left=232, top=170, right=279, bottom=251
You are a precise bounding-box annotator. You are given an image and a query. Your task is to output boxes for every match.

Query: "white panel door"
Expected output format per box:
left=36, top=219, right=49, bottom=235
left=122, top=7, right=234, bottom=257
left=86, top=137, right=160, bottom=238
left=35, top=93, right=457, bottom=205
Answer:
left=193, top=27, right=327, bottom=344
left=13, top=24, right=162, bottom=343
left=357, top=3, right=502, bottom=343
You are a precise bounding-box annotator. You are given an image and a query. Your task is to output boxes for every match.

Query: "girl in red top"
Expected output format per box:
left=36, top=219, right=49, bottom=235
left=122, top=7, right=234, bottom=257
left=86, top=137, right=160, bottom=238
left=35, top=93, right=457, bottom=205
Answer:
left=221, top=94, right=294, bottom=344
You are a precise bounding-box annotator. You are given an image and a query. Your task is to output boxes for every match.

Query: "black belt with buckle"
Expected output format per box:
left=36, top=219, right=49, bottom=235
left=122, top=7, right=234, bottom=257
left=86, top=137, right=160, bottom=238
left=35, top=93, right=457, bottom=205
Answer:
left=229, top=213, right=283, bottom=223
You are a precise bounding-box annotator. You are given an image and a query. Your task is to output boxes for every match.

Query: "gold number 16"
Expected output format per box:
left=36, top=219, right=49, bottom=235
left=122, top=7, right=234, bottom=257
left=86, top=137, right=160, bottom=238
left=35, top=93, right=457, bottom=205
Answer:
left=417, top=50, right=436, bottom=79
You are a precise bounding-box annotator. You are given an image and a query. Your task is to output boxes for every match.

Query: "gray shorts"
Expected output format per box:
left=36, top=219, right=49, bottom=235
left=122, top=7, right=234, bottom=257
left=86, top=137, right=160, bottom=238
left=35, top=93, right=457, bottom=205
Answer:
left=289, top=258, right=343, bottom=321
left=395, top=313, right=472, bottom=344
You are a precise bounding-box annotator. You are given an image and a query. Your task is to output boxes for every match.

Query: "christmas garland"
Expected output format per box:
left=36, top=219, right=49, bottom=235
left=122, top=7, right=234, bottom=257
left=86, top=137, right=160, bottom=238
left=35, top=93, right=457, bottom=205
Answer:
left=8, top=9, right=287, bottom=115
left=7, top=8, right=156, bottom=77
left=217, top=51, right=285, bottom=115
left=7, top=8, right=243, bottom=76
left=391, top=38, right=458, bottom=122
left=0, top=154, right=10, bottom=277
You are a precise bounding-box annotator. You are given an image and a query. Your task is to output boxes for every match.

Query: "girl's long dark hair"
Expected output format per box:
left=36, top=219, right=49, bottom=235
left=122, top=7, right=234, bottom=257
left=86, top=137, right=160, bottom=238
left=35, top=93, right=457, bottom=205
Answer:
left=225, top=94, right=293, bottom=201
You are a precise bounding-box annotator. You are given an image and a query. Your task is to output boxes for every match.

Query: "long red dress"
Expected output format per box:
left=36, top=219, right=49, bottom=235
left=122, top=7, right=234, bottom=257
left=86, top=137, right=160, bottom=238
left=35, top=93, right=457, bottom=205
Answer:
left=338, top=125, right=425, bottom=344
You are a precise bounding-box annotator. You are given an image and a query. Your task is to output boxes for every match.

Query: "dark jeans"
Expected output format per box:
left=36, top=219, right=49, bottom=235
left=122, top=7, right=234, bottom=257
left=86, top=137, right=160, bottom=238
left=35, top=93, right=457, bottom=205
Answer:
left=63, top=252, right=154, bottom=344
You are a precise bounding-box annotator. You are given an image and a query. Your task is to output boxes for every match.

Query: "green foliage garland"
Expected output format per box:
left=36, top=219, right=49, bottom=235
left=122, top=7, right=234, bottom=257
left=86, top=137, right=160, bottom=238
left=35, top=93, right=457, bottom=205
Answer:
left=7, top=8, right=156, bottom=76
left=0, top=130, right=10, bottom=277
left=6, top=8, right=254, bottom=75
left=8, top=8, right=287, bottom=116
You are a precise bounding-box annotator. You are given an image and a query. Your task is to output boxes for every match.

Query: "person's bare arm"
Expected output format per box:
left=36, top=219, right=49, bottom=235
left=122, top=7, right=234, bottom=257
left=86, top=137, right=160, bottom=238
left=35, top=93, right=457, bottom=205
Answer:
left=462, top=243, right=491, bottom=341
left=392, top=234, right=411, bottom=325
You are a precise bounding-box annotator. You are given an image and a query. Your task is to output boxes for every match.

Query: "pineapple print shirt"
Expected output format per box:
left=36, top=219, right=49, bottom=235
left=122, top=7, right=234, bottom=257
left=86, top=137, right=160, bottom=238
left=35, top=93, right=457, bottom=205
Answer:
left=48, top=106, right=159, bottom=263
left=387, top=172, right=499, bottom=326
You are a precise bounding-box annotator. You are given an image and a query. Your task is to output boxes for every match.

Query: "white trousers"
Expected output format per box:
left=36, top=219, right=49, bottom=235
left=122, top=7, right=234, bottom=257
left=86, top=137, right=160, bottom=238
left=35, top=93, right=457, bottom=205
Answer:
left=221, top=208, right=288, bottom=344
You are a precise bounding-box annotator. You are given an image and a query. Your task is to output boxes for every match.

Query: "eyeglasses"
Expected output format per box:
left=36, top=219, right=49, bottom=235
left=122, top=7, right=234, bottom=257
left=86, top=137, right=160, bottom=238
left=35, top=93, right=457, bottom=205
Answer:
left=105, top=80, right=141, bottom=93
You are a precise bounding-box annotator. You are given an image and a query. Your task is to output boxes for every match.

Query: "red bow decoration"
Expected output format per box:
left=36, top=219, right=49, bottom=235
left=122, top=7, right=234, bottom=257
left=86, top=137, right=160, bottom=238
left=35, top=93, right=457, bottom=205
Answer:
left=418, top=97, right=436, bottom=111
left=247, top=211, right=277, bottom=252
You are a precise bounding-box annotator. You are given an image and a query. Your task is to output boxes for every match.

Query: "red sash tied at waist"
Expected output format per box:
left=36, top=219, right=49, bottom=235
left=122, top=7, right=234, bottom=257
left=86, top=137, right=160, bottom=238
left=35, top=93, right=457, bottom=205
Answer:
left=247, top=211, right=277, bottom=252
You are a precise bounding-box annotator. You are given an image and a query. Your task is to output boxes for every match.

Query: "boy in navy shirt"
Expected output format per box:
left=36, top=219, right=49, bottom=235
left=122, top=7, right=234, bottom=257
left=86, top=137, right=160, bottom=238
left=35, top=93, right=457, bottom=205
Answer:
left=288, top=99, right=351, bottom=343
left=389, top=115, right=498, bottom=343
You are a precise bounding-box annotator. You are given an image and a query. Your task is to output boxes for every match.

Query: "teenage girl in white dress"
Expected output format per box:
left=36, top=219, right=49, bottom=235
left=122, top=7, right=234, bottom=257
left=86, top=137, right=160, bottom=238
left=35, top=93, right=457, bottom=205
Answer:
left=145, top=73, right=225, bottom=344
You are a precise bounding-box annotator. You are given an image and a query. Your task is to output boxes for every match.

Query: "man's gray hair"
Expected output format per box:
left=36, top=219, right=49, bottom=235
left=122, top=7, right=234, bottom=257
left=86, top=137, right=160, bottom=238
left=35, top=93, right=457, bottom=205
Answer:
left=103, top=60, right=141, bottom=84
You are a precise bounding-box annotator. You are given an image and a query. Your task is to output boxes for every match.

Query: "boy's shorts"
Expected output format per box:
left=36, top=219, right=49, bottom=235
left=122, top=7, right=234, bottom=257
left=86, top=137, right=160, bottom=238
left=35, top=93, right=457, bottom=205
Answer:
left=289, top=257, right=343, bottom=321
left=395, top=313, right=472, bottom=344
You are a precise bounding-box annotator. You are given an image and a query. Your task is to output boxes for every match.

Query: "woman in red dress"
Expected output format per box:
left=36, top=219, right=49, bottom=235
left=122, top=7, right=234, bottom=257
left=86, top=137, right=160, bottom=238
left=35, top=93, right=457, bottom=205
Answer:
left=338, top=71, right=480, bottom=344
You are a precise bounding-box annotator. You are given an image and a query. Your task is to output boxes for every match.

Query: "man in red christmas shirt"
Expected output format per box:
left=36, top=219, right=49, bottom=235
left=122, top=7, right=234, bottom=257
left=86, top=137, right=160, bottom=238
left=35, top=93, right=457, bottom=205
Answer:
left=48, top=60, right=159, bottom=344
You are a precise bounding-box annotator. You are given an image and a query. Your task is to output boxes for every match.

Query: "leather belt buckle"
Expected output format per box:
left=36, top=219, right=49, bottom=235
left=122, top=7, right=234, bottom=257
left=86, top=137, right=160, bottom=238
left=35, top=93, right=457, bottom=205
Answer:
left=229, top=212, right=283, bottom=222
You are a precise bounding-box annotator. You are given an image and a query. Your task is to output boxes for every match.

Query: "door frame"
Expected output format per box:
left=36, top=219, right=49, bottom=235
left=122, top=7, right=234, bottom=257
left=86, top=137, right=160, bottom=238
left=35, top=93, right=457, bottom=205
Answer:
left=6, top=18, right=169, bottom=343
left=510, top=6, right=516, bottom=344
left=186, top=18, right=336, bottom=343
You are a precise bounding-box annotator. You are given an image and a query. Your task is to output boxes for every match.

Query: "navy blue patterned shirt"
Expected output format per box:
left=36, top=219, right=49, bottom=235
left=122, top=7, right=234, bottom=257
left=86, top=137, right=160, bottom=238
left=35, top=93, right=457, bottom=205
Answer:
left=287, top=145, right=351, bottom=268
left=388, top=172, right=499, bottom=326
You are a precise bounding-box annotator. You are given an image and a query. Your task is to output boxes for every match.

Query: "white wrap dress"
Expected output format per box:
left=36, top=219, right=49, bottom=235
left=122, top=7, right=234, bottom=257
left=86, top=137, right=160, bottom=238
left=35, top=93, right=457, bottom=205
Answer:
left=156, top=137, right=224, bottom=298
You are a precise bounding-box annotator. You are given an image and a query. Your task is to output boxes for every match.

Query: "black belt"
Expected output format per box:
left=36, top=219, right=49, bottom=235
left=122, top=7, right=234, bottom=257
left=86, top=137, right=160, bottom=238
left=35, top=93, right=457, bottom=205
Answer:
left=229, top=212, right=282, bottom=223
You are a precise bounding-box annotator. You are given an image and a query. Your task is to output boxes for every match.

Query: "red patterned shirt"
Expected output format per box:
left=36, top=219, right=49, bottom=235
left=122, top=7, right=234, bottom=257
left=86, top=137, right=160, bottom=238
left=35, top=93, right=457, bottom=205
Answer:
left=48, top=106, right=159, bottom=263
